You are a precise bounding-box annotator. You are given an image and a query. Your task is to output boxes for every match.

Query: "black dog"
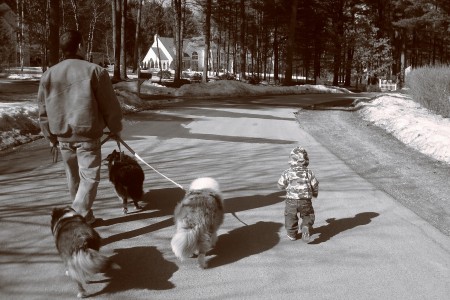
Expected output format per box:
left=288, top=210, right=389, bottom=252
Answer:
left=51, top=206, right=114, bottom=298
left=105, top=149, right=144, bottom=214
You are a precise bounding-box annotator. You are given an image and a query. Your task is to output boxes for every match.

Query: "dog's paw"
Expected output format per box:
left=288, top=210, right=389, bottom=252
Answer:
left=77, top=291, right=87, bottom=298
left=122, top=207, right=128, bottom=214
left=135, top=205, right=143, bottom=210
left=198, top=253, right=207, bottom=269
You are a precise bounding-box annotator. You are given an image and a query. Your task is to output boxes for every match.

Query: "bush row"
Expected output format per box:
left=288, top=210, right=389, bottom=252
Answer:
left=406, top=65, right=450, bottom=118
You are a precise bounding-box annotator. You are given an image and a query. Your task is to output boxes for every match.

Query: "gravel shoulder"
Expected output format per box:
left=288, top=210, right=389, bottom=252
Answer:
left=295, top=107, right=450, bottom=236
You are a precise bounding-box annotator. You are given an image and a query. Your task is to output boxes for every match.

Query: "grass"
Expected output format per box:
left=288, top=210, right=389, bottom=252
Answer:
left=406, top=65, right=450, bottom=118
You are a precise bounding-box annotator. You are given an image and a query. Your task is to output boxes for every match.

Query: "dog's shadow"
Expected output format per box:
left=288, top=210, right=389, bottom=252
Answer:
left=207, top=221, right=283, bottom=268
left=310, top=212, right=380, bottom=244
left=90, top=246, right=178, bottom=297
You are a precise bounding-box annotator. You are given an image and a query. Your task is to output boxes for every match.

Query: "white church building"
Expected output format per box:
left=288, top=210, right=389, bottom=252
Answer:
left=141, top=34, right=230, bottom=72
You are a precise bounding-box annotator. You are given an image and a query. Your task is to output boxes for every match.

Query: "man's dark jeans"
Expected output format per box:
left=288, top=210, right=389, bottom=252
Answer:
left=284, top=198, right=315, bottom=237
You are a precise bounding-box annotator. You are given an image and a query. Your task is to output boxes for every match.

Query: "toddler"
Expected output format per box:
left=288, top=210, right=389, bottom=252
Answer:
left=278, top=146, right=319, bottom=242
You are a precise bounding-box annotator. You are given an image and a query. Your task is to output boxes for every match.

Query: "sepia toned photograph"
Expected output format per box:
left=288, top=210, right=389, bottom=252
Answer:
left=1, top=0, right=449, bottom=299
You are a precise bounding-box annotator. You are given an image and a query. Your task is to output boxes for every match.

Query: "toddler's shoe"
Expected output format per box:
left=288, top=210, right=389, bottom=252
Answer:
left=301, top=226, right=310, bottom=243
left=287, top=233, right=297, bottom=241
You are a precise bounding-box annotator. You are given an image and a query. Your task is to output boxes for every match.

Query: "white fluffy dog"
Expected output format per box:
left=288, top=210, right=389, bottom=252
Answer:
left=171, top=177, right=224, bottom=268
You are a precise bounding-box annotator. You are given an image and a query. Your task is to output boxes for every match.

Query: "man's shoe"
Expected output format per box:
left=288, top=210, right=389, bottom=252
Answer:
left=84, top=210, right=96, bottom=225
left=301, top=226, right=310, bottom=243
left=287, top=233, right=297, bottom=241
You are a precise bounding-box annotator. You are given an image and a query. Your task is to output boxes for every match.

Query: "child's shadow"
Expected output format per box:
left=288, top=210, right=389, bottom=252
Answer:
left=310, top=212, right=379, bottom=244
left=91, top=246, right=178, bottom=297
left=207, top=221, right=283, bottom=268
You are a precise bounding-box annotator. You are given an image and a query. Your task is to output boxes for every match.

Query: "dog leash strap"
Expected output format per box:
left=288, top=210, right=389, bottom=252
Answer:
left=116, top=136, right=185, bottom=190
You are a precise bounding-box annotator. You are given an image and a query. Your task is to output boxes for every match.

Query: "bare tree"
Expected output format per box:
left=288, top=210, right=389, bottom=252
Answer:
left=48, top=0, right=60, bottom=67
left=16, top=0, right=24, bottom=71
left=202, top=0, right=211, bottom=83
left=284, top=0, right=297, bottom=85
left=133, top=0, right=143, bottom=73
left=172, top=0, right=183, bottom=82
left=69, top=0, right=80, bottom=30
left=112, top=0, right=121, bottom=81
left=239, top=0, right=246, bottom=80
left=120, top=0, right=127, bottom=79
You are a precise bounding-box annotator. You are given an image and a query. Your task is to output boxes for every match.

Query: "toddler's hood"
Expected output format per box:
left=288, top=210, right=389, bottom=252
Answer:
left=289, top=146, right=309, bottom=167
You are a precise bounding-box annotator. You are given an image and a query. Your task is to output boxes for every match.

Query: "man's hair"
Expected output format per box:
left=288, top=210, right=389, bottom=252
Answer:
left=60, top=30, right=82, bottom=55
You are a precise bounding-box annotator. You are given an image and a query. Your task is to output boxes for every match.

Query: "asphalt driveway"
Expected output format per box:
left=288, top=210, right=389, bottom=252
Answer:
left=1, top=96, right=449, bottom=299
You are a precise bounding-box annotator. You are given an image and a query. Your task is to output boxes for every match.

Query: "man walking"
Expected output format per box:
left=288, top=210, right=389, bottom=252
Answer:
left=37, top=30, right=123, bottom=224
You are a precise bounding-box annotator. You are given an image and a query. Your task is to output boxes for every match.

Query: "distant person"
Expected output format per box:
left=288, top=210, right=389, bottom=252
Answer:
left=278, top=146, right=319, bottom=242
left=37, top=30, right=123, bottom=224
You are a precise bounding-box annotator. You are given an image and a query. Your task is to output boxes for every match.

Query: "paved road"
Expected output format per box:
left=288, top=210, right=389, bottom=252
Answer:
left=1, top=94, right=449, bottom=299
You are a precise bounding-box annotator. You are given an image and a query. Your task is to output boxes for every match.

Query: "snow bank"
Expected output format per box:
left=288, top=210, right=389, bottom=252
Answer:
left=356, top=93, right=450, bottom=164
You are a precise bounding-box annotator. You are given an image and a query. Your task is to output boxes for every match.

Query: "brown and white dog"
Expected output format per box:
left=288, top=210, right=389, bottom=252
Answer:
left=171, top=177, right=224, bottom=268
left=51, top=206, right=114, bottom=298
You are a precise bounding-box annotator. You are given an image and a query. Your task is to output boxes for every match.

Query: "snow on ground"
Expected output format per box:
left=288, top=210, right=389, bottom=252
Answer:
left=355, top=93, right=450, bottom=164
left=1, top=72, right=449, bottom=165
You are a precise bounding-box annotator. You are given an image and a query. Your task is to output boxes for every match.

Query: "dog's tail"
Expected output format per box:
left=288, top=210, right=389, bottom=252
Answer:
left=171, top=226, right=200, bottom=260
left=67, top=249, right=113, bottom=284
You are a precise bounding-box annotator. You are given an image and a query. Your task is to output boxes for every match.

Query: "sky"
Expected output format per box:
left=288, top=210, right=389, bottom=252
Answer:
left=1, top=73, right=449, bottom=165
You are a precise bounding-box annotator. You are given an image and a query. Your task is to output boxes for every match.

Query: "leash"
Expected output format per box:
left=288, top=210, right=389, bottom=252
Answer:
left=51, top=144, right=58, bottom=163
left=102, top=133, right=185, bottom=190
left=102, top=133, right=248, bottom=226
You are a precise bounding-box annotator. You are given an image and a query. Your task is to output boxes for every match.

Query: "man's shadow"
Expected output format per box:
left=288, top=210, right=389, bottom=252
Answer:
left=90, top=246, right=178, bottom=297
left=100, top=188, right=185, bottom=245
left=207, top=221, right=283, bottom=268
left=309, top=212, right=379, bottom=244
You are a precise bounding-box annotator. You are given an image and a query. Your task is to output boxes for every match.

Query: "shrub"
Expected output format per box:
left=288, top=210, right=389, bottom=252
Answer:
left=406, top=65, right=450, bottom=118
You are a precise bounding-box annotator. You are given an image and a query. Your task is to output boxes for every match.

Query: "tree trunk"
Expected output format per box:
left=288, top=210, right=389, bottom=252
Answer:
left=273, top=22, right=279, bottom=83
left=120, top=0, right=127, bottom=79
left=70, top=0, right=80, bottom=30
left=202, top=0, right=211, bottom=83
left=344, top=47, right=353, bottom=86
left=112, top=0, right=121, bottom=82
left=239, top=0, right=246, bottom=81
left=156, top=35, right=163, bottom=83
left=48, top=0, right=60, bottom=67
left=284, top=0, right=297, bottom=85
left=173, top=0, right=183, bottom=82
left=16, top=0, right=24, bottom=71
left=133, top=0, right=142, bottom=73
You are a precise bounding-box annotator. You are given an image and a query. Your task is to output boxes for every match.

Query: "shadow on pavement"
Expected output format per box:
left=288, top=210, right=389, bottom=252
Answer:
left=309, top=212, right=380, bottom=245
left=207, top=221, right=282, bottom=268
left=101, top=190, right=285, bottom=247
left=91, top=246, right=178, bottom=297
left=224, top=191, right=285, bottom=214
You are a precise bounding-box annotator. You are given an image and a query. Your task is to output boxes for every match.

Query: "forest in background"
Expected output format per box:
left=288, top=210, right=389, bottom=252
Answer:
left=0, top=0, right=449, bottom=86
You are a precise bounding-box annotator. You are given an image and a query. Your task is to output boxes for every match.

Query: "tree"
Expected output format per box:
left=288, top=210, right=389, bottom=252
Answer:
left=132, top=0, right=142, bottom=73
left=172, top=0, right=183, bottom=82
left=284, top=0, right=298, bottom=85
left=120, top=0, right=127, bottom=79
left=202, top=0, right=211, bottom=82
left=239, top=0, right=246, bottom=80
left=48, top=0, right=60, bottom=67
left=112, top=0, right=121, bottom=82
